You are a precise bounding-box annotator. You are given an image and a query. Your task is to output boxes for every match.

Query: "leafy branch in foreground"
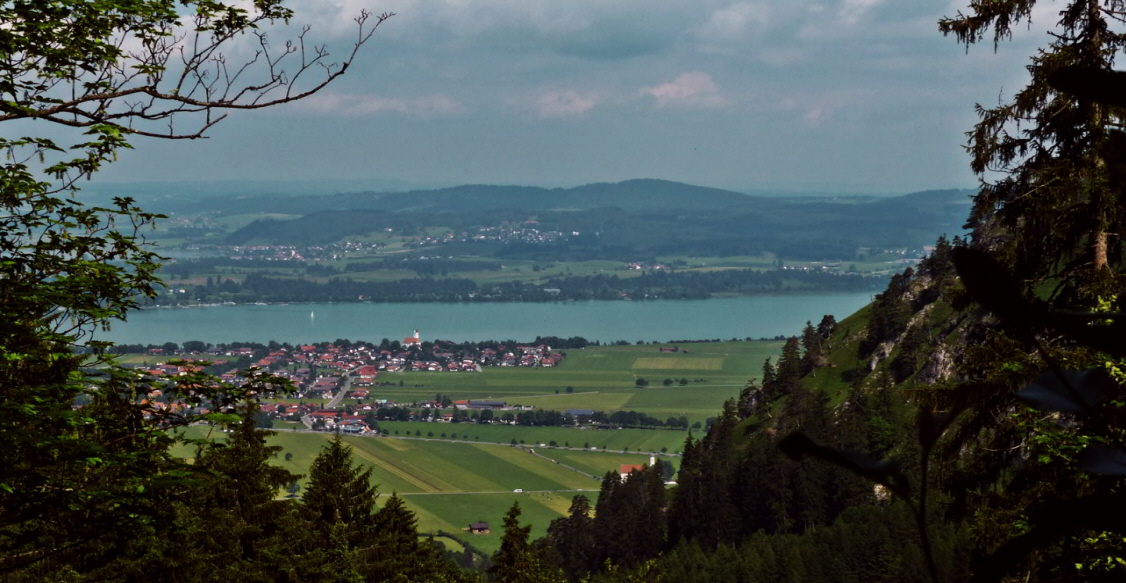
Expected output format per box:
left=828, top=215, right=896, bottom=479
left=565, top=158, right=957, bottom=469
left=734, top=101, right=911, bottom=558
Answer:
left=0, top=1, right=387, bottom=578
left=0, top=1, right=391, bottom=141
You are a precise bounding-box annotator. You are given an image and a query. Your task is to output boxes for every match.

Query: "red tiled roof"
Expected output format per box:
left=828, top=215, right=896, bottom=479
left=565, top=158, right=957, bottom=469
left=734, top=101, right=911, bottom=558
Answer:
left=620, top=464, right=647, bottom=475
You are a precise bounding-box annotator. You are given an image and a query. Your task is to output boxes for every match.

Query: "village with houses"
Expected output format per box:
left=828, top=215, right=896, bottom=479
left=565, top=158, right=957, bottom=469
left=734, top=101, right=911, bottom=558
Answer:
left=125, top=330, right=573, bottom=435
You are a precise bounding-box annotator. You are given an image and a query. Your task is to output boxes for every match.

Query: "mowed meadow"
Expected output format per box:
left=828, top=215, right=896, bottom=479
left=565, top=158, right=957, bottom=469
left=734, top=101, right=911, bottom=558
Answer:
left=349, top=340, right=784, bottom=427
left=181, top=340, right=782, bottom=554
left=177, top=428, right=652, bottom=554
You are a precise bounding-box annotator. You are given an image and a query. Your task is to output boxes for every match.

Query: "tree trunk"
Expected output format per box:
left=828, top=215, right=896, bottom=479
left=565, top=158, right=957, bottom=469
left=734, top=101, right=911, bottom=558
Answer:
left=1094, top=230, right=1108, bottom=270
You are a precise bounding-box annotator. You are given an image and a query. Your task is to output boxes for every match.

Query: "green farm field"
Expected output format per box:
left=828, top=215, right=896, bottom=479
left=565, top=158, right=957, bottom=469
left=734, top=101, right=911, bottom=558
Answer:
left=171, top=340, right=778, bottom=553
left=177, top=429, right=650, bottom=554
left=357, top=340, right=782, bottom=426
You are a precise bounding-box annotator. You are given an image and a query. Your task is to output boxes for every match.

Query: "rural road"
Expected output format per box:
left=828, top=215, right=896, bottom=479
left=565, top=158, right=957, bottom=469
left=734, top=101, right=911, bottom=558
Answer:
left=325, top=366, right=357, bottom=409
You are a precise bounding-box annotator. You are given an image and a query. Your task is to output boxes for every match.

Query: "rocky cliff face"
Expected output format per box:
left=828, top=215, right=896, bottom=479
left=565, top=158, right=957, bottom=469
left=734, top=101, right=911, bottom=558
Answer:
left=917, top=340, right=957, bottom=386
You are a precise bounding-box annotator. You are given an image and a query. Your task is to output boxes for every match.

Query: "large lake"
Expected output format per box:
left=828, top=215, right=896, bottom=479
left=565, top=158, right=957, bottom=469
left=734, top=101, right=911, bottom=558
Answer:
left=98, top=292, right=875, bottom=345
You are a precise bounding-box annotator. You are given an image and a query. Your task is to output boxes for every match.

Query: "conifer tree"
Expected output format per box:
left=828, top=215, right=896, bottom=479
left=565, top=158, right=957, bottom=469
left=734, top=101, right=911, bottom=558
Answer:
left=774, top=337, right=804, bottom=397
left=800, top=321, right=825, bottom=375
left=667, top=402, right=741, bottom=548
left=592, top=471, right=629, bottom=564
left=303, top=434, right=379, bottom=545
left=198, top=407, right=301, bottom=525
left=640, top=462, right=670, bottom=552
left=941, top=0, right=1126, bottom=284
left=735, top=432, right=793, bottom=535
left=304, top=522, right=366, bottom=583
left=364, top=493, right=455, bottom=583
left=543, top=495, right=597, bottom=581
left=760, top=357, right=780, bottom=402
left=590, top=463, right=668, bottom=569
left=933, top=1, right=1126, bottom=578
left=666, top=435, right=704, bottom=546
left=373, top=493, right=418, bottom=551
left=489, top=502, right=560, bottom=583
left=160, top=406, right=306, bottom=581
left=761, top=357, right=777, bottom=387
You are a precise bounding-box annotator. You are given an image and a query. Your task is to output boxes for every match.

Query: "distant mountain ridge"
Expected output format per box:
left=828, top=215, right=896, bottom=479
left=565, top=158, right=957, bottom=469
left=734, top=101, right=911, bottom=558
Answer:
left=223, top=180, right=973, bottom=261
left=113, top=177, right=972, bottom=218
left=217, top=178, right=969, bottom=218
left=212, top=179, right=768, bottom=216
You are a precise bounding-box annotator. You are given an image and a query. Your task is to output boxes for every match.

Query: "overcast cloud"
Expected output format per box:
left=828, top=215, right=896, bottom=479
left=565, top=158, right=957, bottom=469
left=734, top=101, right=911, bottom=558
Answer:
left=94, top=0, right=1055, bottom=193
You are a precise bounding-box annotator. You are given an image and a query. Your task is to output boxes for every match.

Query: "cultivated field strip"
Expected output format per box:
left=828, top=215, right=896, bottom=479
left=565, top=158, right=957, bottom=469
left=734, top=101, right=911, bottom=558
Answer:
left=181, top=341, right=786, bottom=554
left=345, top=440, right=444, bottom=493
left=632, top=357, right=724, bottom=370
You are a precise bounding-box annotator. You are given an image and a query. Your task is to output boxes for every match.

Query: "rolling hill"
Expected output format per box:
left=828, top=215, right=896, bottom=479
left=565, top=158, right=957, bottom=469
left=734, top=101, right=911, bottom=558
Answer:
left=221, top=180, right=972, bottom=260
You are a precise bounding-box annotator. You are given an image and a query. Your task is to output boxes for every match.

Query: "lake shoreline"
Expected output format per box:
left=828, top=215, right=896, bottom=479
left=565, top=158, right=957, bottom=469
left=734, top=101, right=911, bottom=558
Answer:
left=141, top=288, right=874, bottom=310
left=106, top=292, right=876, bottom=346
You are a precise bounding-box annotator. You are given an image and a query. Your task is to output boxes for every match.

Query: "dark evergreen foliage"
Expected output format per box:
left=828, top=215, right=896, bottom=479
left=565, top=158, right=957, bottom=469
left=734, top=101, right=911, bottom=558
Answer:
left=657, top=503, right=969, bottom=583
left=540, top=495, right=598, bottom=581
left=859, top=269, right=915, bottom=357
left=489, top=503, right=559, bottom=583
left=303, top=435, right=379, bottom=546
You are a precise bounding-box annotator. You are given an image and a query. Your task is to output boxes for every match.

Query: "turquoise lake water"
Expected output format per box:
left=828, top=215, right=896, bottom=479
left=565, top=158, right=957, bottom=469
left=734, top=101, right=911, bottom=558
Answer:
left=97, top=292, right=875, bottom=345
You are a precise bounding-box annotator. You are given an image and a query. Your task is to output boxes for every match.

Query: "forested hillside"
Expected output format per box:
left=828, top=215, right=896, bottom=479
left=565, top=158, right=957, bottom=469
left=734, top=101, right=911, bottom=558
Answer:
left=493, top=256, right=974, bottom=583
left=221, top=182, right=970, bottom=261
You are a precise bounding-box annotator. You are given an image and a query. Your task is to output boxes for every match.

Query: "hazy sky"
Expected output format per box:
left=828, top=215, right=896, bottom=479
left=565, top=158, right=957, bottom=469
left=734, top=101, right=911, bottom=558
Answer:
left=93, top=0, right=1055, bottom=193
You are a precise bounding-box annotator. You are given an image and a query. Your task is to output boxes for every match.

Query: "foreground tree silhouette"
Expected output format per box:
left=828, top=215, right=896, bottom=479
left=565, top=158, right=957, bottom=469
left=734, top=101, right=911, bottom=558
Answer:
left=940, top=0, right=1126, bottom=283
left=936, top=2, right=1126, bottom=579
left=782, top=5, right=1126, bottom=582
left=299, top=436, right=452, bottom=582
left=303, top=434, right=380, bottom=542
left=0, top=1, right=387, bottom=577
left=489, top=502, right=562, bottom=583
left=169, top=406, right=306, bottom=581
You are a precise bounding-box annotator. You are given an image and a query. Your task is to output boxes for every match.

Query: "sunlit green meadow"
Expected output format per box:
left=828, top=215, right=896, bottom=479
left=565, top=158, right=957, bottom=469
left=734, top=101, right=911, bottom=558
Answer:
left=355, top=340, right=781, bottom=426
left=173, top=340, right=780, bottom=554
left=175, top=428, right=651, bottom=554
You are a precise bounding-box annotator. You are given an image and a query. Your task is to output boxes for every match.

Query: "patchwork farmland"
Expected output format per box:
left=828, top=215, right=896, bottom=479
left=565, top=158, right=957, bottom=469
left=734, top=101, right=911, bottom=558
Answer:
left=183, top=340, right=783, bottom=554
left=345, top=340, right=783, bottom=426
left=265, top=431, right=653, bottom=554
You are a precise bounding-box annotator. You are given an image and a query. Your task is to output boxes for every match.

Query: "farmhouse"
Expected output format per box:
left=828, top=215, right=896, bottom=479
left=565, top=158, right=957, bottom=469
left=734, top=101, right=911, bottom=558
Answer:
left=620, top=463, right=647, bottom=475
left=468, top=522, right=490, bottom=534
left=355, top=365, right=379, bottom=379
